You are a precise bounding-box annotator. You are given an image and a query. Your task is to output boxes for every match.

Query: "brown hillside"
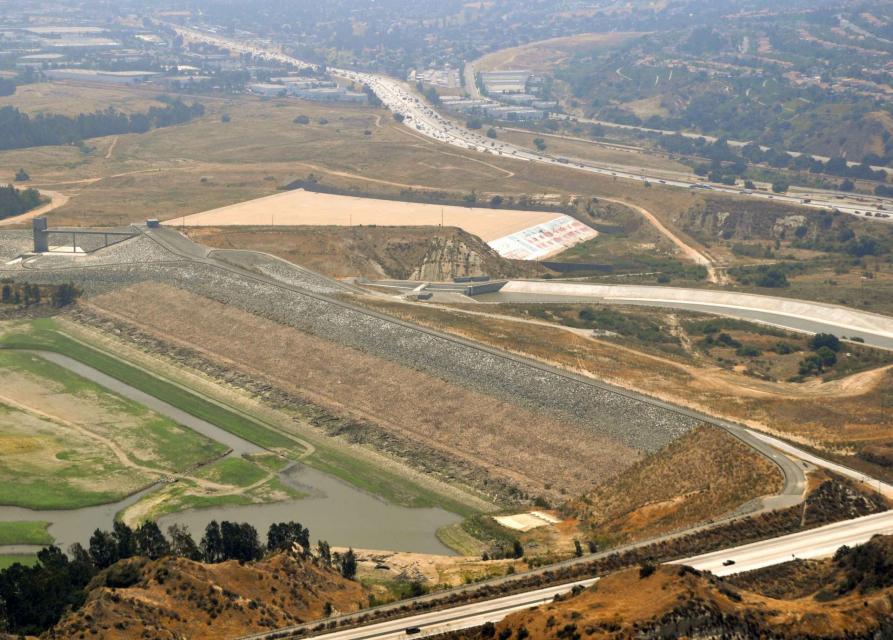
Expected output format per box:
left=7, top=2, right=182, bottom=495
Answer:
left=183, top=225, right=546, bottom=281
left=447, top=535, right=893, bottom=639
left=567, top=425, right=783, bottom=544
left=48, top=553, right=366, bottom=640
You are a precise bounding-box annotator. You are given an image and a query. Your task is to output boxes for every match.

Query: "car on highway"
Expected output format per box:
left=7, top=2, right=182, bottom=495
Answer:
left=405, top=627, right=422, bottom=635
left=722, top=559, right=736, bottom=566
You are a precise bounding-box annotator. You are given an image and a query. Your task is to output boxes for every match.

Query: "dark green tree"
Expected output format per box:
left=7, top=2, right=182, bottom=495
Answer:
left=167, top=524, right=202, bottom=560
left=135, top=522, right=170, bottom=559
left=88, top=529, right=119, bottom=569
left=340, top=548, right=357, bottom=579
left=201, top=521, right=224, bottom=563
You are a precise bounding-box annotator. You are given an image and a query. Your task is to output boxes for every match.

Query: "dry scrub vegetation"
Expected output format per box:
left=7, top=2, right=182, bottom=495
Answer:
left=568, top=425, right=783, bottom=545
left=451, top=535, right=893, bottom=640
left=357, top=298, right=893, bottom=478
left=48, top=552, right=365, bottom=640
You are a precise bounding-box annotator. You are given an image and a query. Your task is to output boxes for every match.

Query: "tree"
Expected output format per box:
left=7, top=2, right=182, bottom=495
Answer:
left=393, top=112, right=405, bottom=123
left=809, top=333, right=841, bottom=352
left=112, top=521, right=135, bottom=560
left=89, top=529, right=119, bottom=569
left=267, top=522, right=310, bottom=554
left=167, top=524, right=202, bottom=560
left=816, top=346, right=837, bottom=368
left=466, top=118, right=483, bottom=130
left=771, top=179, right=789, bottom=194
left=201, top=521, right=224, bottom=563
left=512, top=540, right=524, bottom=558
left=533, top=138, right=546, bottom=151
left=340, top=548, right=357, bottom=579
left=51, top=283, right=78, bottom=307
left=839, top=178, right=855, bottom=192
left=743, top=180, right=756, bottom=189
left=574, top=540, right=583, bottom=557
left=14, top=168, right=29, bottom=182
left=317, top=540, right=332, bottom=565
left=490, top=195, right=504, bottom=208
left=293, top=115, right=310, bottom=125
left=486, top=127, right=497, bottom=139
left=220, top=521, right=262, bottom=563
left=220, top=113, right=231, bottom=123
left=135, top=522, right=170, bottom=559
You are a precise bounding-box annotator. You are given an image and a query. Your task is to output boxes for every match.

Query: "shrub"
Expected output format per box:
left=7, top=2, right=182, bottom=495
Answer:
left=809, top=333, right=841, bottom=352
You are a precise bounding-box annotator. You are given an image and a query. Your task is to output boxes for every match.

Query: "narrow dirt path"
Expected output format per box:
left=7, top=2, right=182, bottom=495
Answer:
left=0, top=391, right=231, bottom=491
left=0, top=189, right=69, bottom=227
left=105, top=136, right=119, bottom=160
left=597, top=195, right=727, bottom=284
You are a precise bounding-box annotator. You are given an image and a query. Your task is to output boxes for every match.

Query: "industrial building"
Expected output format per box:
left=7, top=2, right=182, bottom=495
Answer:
left=43, top=68, right=160, bottom=84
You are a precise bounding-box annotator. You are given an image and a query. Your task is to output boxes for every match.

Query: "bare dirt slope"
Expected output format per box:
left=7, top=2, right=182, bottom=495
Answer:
left=568, top=425, right=783, bottom=545
left=85, top=283, right=640, bottom=499
left=48, top=553, right=365, bottom=640
left=183, top=226, right=544, bottom=281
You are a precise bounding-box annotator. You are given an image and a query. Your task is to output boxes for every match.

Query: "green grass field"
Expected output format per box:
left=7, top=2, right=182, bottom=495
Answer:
left=0, top=521, right=53, bottom=546
left=0, top=554, right=38, bottom=570
left=0, top=345, right=229, bottom=510
left=0, top=319, right=301, bottom=453
left=2, top=319, right=485, bottom=518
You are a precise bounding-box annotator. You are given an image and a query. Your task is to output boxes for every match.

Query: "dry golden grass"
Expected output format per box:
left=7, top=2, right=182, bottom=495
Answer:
left=0, top=82, right=708, bottom=232
left=571, top=425, right=783, bottom=544
left=356, top=298, right=893, bottom=461
left=86, top=283, right=641, bottom=499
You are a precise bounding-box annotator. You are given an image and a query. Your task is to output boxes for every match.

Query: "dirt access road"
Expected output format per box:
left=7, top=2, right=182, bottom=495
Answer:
left=597, top=195, right=726, bottom=284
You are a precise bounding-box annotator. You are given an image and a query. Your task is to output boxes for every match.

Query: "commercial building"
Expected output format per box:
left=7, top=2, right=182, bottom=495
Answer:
left=43, top=68, right=160, bottom=84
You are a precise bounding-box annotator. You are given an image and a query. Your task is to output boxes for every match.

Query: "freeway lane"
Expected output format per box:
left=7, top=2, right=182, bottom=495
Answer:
left=258, top=511, right=893, bottom=639
left=168, top=25, right=893, bottom=225
left=678, top=510, right=893, bottom=577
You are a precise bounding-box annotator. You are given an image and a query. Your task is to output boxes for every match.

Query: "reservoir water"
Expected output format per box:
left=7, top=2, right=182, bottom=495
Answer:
left=0, top=351, right=460, bottom=556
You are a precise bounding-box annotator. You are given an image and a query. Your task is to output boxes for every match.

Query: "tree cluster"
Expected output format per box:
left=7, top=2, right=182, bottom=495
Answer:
left=0, top=519, right=345, bottom=635
left=0, top=184, right=41, bottom=220
left=0, top=98, right=205, bottom=152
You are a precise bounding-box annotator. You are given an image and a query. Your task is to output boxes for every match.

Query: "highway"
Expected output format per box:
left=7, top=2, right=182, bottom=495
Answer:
left=168, top=25, right=893, bottom=225
left=160, top=27, right=893, bottom=638
left=243, top=509, right=893, bottom=639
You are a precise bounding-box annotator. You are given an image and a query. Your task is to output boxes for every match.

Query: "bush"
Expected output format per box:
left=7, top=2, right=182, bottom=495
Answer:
left=736, top=345, right=761, bottom=357
left=771, top=179, right=789, bottom=193
left=773, top=342, right=796, bottom=355
left=809, top=333, right=841, bottom=352
left=293, top=115, right=310, bottom=125
left=639, top=561, right=656, bottom=578
left=755, top=267, right=789, bottom=288
left=14, top=168, right=29, bottom=182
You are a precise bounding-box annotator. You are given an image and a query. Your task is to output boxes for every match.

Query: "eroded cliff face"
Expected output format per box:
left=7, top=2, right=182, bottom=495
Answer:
left=410, top=236, right=489, bottom=280
left=680, top=198, right=853, bottom=243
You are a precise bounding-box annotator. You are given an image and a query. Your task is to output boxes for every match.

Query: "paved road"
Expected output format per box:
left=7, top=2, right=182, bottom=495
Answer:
left=168, top=25, right=893, bottom=224
left=245, top=509, right=893, bottom=639
left=361, top=278, right=893, bottom=350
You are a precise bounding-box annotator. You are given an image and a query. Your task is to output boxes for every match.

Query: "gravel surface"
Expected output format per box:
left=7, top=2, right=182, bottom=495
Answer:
left=0, top=230, right=701, bottom=453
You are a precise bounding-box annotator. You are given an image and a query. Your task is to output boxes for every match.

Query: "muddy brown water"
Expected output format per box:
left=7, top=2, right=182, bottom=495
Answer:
left=0, top=352, right=460, bottom=556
